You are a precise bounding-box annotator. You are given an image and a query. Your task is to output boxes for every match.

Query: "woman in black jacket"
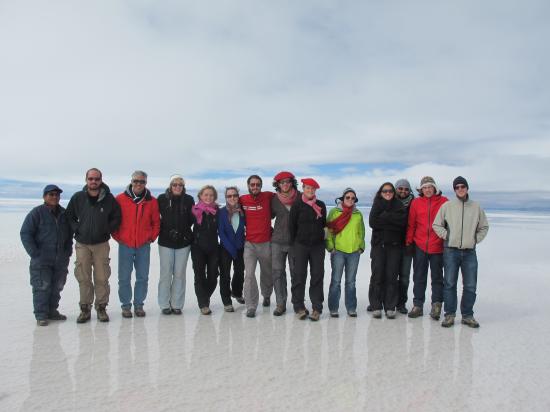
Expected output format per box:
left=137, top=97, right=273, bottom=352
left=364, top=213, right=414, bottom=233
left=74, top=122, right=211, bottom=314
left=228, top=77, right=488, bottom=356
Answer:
left=288, top=178, right=326, bottom=321
left=191, top=185, right=220, bottom=315
left=368, top=182, right=407, bottom=319
left=157, top=175, right=195, bottom=315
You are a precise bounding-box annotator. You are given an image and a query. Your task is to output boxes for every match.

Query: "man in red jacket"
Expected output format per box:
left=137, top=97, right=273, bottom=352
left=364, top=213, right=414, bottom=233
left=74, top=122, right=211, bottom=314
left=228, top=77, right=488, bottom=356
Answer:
left=113, top=170, right=160, bottom=318
left=240, top=175, right=274, bottom=318
left=406, top=176, right=448, bottom=320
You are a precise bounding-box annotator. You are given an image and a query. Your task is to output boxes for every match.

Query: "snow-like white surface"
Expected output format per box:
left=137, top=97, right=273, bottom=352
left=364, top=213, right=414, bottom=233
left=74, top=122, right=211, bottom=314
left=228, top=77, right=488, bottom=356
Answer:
left=1, top=210, right=550, bottom=411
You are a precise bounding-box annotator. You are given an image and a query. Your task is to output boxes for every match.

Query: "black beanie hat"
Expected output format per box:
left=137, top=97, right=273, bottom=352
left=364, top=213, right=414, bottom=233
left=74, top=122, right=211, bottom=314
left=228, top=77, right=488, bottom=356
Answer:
left=453, top=176, right=469, bottom=190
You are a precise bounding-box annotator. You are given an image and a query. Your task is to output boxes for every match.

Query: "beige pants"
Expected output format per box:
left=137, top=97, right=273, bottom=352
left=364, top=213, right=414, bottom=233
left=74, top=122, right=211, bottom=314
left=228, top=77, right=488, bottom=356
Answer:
left=74, top=241, right=111, bottom=308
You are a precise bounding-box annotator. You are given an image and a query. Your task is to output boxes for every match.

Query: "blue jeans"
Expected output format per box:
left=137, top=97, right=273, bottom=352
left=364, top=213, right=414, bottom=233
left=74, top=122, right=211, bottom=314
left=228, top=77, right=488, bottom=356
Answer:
left=412, top=246, right=443, bottom=307
left=118, top=243, right=151, bottom=309
left=158, top=245, right=190, bottom=310
left=328, top=251, right=360, bottom=313
left=443, top=247, right=478, bottom=317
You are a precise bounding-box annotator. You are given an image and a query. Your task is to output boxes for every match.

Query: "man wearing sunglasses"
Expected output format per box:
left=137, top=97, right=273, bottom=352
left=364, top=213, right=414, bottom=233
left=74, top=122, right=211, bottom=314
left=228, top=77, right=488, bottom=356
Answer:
left=66, top=168, right=121, bottom=323
left=240, top=175, right=274, bottom=317
left=113, top=171, right=160, bottom=318
left=433, top=176, right=489, bottom=328
left=21, top=185, right=73, bottom=326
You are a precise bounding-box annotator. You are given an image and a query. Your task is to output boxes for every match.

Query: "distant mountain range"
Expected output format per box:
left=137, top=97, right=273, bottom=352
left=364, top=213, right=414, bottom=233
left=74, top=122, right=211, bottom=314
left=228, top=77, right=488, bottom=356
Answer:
left=1, top=178, right=549, bottom=211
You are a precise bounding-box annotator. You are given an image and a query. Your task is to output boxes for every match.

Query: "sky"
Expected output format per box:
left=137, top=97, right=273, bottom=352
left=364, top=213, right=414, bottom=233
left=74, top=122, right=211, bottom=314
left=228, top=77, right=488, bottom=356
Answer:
left=1, top=0, right=549, bottom=196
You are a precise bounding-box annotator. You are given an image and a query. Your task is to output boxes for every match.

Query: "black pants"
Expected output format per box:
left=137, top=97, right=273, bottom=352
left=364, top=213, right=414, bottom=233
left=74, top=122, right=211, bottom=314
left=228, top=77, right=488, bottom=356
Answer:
left=191, top=245, right=219, bottom=308
left=218, top=246, right=244, bottom=305
left=369, top=243, right=402, bottom=311
left=291, top=242, right=325, bottom=312
left=30, top=259, right=69, bottom=320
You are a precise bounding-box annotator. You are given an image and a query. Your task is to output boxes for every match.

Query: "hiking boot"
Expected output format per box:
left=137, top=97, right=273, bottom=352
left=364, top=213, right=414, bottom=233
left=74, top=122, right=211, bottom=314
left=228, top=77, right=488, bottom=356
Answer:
left=224, top=304, right=235, bottom=313
left=386, top=310, right=396, bottom=319
left=441, top=314, right=456, bottom=328
left=408, top=306, right=423, bottom=318
left=372, top=310, right=382, bottom=319
left=37, top=319, right=49, bottom=326
left=171, top=308, right=182, bottom=315
left=97, top=305, right=109, bottom=322
left=430, top=302, right=442, bottom=320
left=347, top=311, right=357, bottom=318
left=309, top=310, right=321, bottom=321
left=162, top=308, right=172, bottom=315
left=330, top=312, right=339, bottom=318
left=200, top=307, right=212, bottom=315
left=231, top=293, right=245, bottom=304
left=461, top=317, right=480, bottom=328
left=122, top=308, right=133, bottom=318
left=134, top=307, right=146, bottom=317
left=366, top=305, right=373, bottom=312
left=273, top=305, right=286, bottom=316
left=396, top=305, right=408, bottom=315
left=48, top=310, right=67, bottom=321
left=76, top=305, right=91, bottom=324
left=296, top=309, right=308, bottom=320
left=262, top=297, right=270, bottom=307
left=246, top=309, right=256, bottom=318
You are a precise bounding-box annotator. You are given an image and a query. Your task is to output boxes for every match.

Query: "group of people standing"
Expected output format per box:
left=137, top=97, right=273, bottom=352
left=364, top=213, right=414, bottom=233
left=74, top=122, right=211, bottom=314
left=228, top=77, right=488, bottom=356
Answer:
left=20, top=168, right=489, bottom=329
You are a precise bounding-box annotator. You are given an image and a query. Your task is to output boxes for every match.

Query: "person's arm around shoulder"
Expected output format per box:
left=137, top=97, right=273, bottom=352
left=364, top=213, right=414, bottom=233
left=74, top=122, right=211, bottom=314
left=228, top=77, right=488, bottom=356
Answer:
left=405, top=199, right=418, bottom=246
left=325, top=208, right=336, bottom=252
left=476, top=205, right=489, bottom=244
left=150, top=197, right=161, bottom=242
left=20, top=208, right=40, bottom=258
left=109, top=194, right=122, bottom=234
left=432, top=203, right=448, bottom=240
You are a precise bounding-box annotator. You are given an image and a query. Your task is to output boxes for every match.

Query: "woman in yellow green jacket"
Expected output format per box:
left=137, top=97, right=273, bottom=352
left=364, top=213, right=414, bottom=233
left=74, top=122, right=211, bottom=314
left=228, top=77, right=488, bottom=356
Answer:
left=326, top=188, right=366, bottom=317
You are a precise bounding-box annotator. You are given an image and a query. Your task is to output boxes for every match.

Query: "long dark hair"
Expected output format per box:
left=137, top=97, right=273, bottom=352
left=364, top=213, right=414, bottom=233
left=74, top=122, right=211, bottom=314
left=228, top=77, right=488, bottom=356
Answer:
left=375, top=182, right=396, bottom=200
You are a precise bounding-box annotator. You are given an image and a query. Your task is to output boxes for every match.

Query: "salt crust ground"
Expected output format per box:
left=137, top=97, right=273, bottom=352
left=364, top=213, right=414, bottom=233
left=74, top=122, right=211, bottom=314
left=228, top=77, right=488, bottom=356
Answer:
left=1, top=210, right=550, bottom=411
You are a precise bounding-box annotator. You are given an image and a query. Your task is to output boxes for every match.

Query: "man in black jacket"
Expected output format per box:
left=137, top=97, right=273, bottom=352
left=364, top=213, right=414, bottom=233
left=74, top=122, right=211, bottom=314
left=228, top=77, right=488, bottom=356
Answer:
left=20, top=184, right=73, bottom=326
left=66, top=168, right=121, bottom=323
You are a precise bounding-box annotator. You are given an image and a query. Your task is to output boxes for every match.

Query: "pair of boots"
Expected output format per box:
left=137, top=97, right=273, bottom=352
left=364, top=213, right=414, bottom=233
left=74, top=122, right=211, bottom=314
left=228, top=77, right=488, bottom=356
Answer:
left=77, top=304, right=109, bottom=323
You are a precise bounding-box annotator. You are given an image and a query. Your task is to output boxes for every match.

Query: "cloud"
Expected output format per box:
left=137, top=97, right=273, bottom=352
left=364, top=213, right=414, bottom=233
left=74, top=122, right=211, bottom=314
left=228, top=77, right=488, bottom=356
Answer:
left=1, top=0, right=549, bottom=193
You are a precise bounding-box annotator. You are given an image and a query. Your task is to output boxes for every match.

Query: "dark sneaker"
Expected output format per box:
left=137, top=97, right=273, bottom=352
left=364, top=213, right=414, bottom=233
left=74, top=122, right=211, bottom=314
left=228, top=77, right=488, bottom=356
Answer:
left=37, top=319, right=49, bottom=326
left=97, top=305, right=109, bottom=322
left=396, top=305, right=408, bottom=315
left=246, top=309, right=256, bottom=318
left=347, top=311, right=357, bottom=318
left=330, top=312, right=339, bottom=318
left=386, top=310, right=396, bottom=319
left=134, top=307, right=146, bottom=318
left=461, top=317, right=480, bottom=328
left=372, top=310, right=382, bottom=319
left=441, top=314, right=455, bottom=328
left=366, top=305, right=373, bottom=312
left=122, top=308, right=133, bottom=318
left=200, top=307, right=212, bottom=315
left=430, top=302, right=442, bottom=321
left=408, top=306, right=423, bottom=318
left=262, top=297, right=270, bottom=307
left=309, top=310, right=321, bottom=321
left=273, top=305, right=286, bottom=316
left=76, top=305, right=91, bottom=324
left=231, top=293, right=245, bottom=304
left=162, top=308, right=172, bottom=315
left=296, top=309, right=308, bottom=320
left=224, top=304, right=235, bottom=313
left=171, top=308, right=182, bottom=315
left=48, top=310, right=67, bottom=321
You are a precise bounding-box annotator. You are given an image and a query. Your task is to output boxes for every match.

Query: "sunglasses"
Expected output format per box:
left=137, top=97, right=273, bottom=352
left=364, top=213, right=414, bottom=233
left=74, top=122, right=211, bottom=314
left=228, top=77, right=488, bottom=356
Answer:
left=454, top=184, right=467, bottom=190
left=132, top=179, right=147, bottom=185
left=397, top=187, right=410, bottom=192
left=226, top=194, right=239, bottom=198
left=87, top=177, right=101, bottom=182
left=344, top=195, right=356, bottom=200
left=279, top=179, right=292, bottom=185
left=381, top=189, right=394, bottom=194
left=171, top=183, right=184, bottom=188
left=249, top=183, right=261, bottom=187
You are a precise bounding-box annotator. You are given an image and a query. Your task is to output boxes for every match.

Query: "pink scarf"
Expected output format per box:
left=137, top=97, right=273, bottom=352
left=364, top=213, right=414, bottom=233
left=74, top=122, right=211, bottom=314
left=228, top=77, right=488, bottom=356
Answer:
left=192, top=201, right=218, bottom=225
left=302, top=194, right=322, bottom=219
left=277, top=188, right=297, bottom=206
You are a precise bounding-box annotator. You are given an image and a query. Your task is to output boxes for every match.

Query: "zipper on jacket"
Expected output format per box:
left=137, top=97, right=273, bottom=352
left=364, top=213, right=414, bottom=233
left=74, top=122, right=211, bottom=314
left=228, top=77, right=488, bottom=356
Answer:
left=460, top=201, right=464, bottom=249
left=426, top=197, right=431, bottom=252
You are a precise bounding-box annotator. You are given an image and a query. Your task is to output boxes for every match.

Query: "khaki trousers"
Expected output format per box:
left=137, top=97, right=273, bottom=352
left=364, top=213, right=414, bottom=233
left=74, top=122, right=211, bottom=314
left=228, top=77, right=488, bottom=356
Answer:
left=74, top=241, right=111, bottom=308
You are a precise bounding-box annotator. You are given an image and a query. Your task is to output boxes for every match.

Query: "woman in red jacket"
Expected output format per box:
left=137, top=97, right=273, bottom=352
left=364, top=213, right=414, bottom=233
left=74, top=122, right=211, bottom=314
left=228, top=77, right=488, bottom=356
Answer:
left=405, top=176, right=448, bottom=320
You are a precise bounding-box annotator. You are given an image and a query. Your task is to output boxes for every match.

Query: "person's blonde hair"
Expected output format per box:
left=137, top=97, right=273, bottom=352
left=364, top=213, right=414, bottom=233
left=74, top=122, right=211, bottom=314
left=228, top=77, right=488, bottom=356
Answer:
left=198, top=185, right=218, bottom=201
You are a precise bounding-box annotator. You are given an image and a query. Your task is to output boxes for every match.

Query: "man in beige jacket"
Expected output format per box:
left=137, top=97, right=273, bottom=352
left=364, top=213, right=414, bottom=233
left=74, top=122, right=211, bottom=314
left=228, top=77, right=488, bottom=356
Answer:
left=432, top=176, right=489, bottom=328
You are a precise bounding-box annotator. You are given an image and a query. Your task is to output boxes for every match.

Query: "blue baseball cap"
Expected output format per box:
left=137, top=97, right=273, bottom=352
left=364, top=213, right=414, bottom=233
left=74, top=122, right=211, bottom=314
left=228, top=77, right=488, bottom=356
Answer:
left=43, top=184, right=63, bottom=195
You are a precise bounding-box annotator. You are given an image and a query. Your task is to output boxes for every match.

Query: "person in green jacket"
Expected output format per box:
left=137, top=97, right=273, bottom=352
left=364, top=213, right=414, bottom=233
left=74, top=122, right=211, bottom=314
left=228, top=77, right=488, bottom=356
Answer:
left=326, top=188, right=365, bottom=317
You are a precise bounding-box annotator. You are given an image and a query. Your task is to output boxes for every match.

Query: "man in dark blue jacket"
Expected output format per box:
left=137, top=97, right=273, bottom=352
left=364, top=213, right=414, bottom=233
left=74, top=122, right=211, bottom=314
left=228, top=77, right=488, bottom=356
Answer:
left=21, top=184, right=73, bottom=326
